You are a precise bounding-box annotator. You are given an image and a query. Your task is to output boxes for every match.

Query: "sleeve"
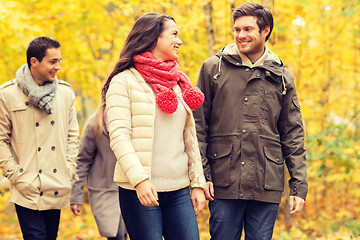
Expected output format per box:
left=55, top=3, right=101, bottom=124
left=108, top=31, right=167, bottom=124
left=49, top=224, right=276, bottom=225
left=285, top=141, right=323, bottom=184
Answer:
left=70, top=117, right=97, bottom=205
left=106, top=76, right=149, bottom=188
left=193, top=62, right=214, bottom=182
left=66, top=90, right=80, bottom=180
left=0, top=89, right=19, bottom=183
left=184, top=116, right=207, bottom=190
left=278, top=70, right=308, bottom=200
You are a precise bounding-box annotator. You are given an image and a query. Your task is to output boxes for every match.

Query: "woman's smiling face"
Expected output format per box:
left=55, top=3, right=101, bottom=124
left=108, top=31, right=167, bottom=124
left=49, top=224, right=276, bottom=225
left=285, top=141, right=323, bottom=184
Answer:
left=151, top=19, right=183, bottom=62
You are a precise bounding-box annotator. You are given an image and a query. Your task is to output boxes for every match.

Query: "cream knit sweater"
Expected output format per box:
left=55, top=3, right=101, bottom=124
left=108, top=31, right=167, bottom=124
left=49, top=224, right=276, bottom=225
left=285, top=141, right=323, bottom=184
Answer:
left=151, top=98, right=190, bottom=191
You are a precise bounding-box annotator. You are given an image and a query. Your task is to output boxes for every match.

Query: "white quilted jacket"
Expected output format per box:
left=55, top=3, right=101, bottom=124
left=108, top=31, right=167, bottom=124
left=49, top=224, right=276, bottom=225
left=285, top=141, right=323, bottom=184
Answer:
left=106, top=68, right=206, bottom=191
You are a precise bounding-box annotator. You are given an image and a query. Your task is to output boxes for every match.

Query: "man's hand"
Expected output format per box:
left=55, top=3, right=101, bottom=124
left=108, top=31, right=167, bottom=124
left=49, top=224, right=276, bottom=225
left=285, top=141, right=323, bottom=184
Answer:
left=289, top=195, right=305, bottom=214
left=204, top=181, right=215, bottom=201
left=135, top=179, right=159, bottom=206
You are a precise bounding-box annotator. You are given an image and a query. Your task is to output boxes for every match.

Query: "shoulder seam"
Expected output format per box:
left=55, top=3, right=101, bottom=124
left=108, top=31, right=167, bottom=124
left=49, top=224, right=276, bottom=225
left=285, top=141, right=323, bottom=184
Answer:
left=0, top=79, right=16, bottom=89
left=58, top=80, right=71, bottom=87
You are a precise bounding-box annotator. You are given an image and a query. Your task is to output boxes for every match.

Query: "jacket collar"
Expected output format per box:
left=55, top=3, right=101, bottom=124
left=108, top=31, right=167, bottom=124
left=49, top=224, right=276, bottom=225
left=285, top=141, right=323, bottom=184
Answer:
left=217, top=43, right=285, bottom=76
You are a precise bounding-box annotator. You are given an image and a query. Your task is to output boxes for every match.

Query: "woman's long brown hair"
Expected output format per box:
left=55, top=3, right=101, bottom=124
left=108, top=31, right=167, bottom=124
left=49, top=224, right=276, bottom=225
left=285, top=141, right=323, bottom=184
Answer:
left=101, top=13, right=175, bottom=102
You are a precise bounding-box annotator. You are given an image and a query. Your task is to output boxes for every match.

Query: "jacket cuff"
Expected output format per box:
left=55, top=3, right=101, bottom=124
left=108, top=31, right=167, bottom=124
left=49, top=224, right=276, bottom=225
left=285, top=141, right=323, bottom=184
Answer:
left=130, top=175, right=150, bottom=188
left=190, top=177, right=207, bottom=191
left=289, top=183, right=308, bottom=200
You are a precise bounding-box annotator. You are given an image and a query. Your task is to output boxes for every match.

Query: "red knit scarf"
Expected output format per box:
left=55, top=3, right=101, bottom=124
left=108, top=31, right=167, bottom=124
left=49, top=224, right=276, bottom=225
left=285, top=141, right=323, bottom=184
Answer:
left=133, top=51, right=204, bottom=114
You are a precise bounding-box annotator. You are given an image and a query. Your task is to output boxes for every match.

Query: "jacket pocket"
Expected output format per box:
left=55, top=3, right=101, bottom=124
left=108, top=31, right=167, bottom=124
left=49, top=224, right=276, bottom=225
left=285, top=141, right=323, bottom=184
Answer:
left=15, top=174, right=40, bottom=199
left=263, top=144, right=284, bottom=191
left=9, top=103, right=30, bottom=145
left=207, top=142, right=233, bottom=187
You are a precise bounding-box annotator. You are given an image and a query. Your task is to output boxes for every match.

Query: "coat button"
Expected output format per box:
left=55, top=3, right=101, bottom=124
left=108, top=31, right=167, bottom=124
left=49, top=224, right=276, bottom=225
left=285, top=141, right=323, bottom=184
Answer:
left=242, top=129, right=246, bottom=133
left=40, top=192, right=43, bottom=196
left=240, top=194, right=244, bottom=197
left=245, top=68, right=250, bottom=72
left=38, top=147, right=41, bottom=151
left=36, top=122, right=39, bottom=127
left=25, top=101, right=30, bottom=106
left=51, top=146, right=55, bottom=151
left=19, top=168, right=23, bottom=173
left=241, top=162, right=245, bottom=165
left=51, top=120, right=55, bottom=125
left=244, top=97, right=248, bottom=102
left=54, top=191, right=58, bottom=196
left=39, top=169, right=42, bottom=174
left=214, top=153, right=217, bottom=157
left=53, top=169, right=57, bottom=173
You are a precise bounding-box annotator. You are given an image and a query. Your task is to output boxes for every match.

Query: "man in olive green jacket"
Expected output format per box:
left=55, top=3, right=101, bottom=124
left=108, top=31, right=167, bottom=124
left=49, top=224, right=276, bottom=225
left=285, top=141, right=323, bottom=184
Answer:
left=193, top=3, right=307, bottom=240
left=0, top=37, right=79, bottom=240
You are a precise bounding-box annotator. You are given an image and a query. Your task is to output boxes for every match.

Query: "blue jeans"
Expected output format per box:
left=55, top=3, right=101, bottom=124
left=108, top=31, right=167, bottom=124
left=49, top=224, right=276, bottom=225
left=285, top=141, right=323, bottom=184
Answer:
left=209, top=199, right=279, bottom=240
left=119, top=186, right=200, bottom=240
left=15, top=204, right=61, bottom=240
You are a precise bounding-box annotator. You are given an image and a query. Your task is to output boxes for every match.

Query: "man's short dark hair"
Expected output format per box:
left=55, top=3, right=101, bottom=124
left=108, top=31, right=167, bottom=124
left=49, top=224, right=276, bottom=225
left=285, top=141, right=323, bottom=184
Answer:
left=232, top=2, right=274, bottom=41
left=26, top=37, right=60, bottom=69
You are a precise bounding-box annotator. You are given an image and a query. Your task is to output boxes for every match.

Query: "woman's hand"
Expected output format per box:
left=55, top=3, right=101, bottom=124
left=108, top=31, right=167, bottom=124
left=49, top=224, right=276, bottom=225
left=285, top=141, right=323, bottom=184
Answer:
left=70, top=204, right=82, bottom=216
left=135, top=179, right=159, bottom=206
left=191, top=187, right=206, bottom=216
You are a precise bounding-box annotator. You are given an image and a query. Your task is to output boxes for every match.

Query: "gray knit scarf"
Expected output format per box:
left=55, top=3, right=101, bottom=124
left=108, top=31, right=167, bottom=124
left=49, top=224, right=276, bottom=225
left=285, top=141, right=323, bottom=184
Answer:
left=16, top=64, right=57, bottom=114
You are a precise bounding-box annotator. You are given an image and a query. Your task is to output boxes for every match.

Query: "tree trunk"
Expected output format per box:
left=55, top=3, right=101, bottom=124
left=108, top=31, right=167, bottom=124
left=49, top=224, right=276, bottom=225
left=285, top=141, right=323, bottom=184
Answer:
left=262, top=0, right=275, bottom=44
left=262, top=0, right=272, bottom=9
left=203, top=0, right=216, bottom=56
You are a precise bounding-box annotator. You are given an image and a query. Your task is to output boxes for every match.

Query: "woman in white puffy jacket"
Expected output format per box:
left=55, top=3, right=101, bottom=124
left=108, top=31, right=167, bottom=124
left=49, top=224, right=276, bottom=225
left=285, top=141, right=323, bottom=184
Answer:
left=101, top=13, right=206, bottom=240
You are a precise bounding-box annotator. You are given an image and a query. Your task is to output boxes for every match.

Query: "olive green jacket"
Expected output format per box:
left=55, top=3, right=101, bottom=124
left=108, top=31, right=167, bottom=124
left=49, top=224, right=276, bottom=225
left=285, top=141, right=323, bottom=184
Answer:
left=194, top=44, right=308, bottom=203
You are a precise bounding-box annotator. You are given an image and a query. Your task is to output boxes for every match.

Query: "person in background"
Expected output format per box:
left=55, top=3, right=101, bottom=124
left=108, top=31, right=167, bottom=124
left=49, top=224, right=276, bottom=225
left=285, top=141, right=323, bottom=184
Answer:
left=0, top=36, right=79, bottom=240
left=70, top=98, right=127, bottom=240
left=193, top=2, right=308, bottom=240
left=101, top=13, right=206, bottom=240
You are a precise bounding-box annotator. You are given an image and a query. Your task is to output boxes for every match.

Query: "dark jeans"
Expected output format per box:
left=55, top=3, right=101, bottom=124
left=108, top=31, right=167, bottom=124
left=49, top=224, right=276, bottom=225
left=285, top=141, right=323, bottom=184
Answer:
left=119, top=186, right=200, bottom=240
left=209, top=199, right=279, bottom=240
left=15, top=204, right=61, bottom=240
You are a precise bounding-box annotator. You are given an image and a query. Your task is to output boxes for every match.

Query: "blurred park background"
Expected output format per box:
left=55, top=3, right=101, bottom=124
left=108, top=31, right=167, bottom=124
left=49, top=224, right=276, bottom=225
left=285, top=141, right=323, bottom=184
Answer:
left=1, top=0, right=360, bottom=239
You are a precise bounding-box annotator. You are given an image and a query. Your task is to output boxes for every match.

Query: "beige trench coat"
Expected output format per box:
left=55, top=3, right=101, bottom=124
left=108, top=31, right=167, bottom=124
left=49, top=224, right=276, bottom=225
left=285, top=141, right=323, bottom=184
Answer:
left=0, top=79, right=79, bottom=210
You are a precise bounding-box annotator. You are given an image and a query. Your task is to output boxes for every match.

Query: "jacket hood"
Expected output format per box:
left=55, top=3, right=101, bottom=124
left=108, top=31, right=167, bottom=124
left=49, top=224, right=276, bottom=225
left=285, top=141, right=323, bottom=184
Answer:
left=214, top=43, right=288, bottom=95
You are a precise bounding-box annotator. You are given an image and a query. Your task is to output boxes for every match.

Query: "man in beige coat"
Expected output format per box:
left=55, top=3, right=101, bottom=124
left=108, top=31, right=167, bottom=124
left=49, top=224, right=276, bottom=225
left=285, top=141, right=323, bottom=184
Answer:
left=0, top=36, right=79, bottom=240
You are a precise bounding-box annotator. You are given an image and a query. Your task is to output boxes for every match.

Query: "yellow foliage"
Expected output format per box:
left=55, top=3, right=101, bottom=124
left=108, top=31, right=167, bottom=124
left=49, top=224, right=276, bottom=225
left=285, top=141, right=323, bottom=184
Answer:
left=2, top=0, right=360, bottom=239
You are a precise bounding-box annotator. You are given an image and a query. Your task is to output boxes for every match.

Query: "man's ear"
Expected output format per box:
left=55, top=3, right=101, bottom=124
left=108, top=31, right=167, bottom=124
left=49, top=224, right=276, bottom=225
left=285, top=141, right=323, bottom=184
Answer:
left=30, top=57, right=38, bottom=68
left=264, top=26, right=270, bottom=37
